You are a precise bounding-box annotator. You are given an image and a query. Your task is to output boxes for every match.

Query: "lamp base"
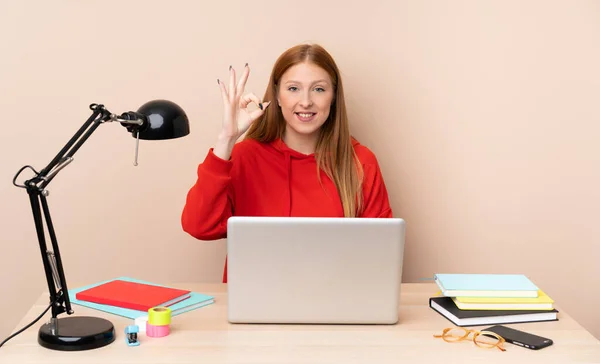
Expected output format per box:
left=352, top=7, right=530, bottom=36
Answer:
left=38, top=316, right=115, bottom=351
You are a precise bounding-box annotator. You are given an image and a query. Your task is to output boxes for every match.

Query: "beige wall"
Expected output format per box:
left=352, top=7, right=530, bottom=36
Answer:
left=1, top=0, right=599, bottom=341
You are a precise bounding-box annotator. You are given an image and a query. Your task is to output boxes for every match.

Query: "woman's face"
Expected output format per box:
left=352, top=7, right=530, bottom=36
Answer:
left=277, top=62, right=335, bottom=140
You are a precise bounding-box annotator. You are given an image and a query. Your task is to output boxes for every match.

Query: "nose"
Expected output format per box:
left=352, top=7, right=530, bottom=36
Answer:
left=299, top=91, right=313, bottom=108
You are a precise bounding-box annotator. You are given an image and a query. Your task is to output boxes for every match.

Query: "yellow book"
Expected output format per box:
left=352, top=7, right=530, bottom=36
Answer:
left=452, top=290, right=554, bottom=310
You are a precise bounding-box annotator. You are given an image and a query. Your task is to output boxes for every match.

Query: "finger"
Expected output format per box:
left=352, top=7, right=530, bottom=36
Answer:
left=248, top=101, right=271, bottom=120
left=239, top=92, right=262, bottom=109
left=236, top=63, right=250, bottom=96
left=228, top=65, right=236, bottom=102
left=217, top=79, right=229, bottom=104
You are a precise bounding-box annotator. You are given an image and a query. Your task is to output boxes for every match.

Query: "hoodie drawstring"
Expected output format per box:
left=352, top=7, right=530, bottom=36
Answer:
left=284, top=152, right=292, bottom=216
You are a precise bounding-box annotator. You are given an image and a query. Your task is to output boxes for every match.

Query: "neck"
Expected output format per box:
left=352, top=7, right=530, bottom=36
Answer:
left=282, top=128, right=319, bottom=155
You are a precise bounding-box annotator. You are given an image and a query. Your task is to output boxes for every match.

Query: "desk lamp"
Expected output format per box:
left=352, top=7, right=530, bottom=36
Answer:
left=10, top=100, right=190, bottom=351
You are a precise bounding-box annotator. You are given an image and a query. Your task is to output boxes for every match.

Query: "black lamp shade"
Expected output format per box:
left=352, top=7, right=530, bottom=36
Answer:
left=135, top=100, right=190, bottom=140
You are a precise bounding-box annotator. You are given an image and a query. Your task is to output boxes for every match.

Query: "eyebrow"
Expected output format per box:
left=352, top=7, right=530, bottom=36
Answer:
left=284, top=79, right=330, bottom=85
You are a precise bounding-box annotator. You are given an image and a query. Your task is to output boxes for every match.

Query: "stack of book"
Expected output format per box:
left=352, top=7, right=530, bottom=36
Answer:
left=428, top=273, right=558, bottom=327
left=68, top=276, right=215, bottom=320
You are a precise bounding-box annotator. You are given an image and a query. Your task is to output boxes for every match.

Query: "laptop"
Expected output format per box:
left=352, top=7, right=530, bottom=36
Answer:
left=226, top=216, right=406, bottom=324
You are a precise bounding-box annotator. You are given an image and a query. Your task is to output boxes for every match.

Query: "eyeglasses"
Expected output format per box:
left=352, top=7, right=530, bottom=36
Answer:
left=434, top=327, right=506, bottom=351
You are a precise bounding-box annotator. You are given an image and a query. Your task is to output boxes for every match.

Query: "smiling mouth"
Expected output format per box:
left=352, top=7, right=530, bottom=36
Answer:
left=295, top=112, right=316, bottom=122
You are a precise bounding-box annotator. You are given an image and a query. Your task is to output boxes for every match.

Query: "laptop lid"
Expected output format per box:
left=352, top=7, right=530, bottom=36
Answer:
left=226, top=217, right=405, bottom=324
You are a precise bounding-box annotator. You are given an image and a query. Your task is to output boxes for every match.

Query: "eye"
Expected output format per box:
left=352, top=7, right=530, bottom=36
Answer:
left=314, top=87, right=326, bottom=92
left=287, top=86, right=298, bottom=91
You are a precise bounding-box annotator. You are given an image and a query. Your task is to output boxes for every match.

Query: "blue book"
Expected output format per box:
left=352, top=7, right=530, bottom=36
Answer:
left=68, top=276, right=214, bottom=319
left=433, top=273, right=539, bottom=298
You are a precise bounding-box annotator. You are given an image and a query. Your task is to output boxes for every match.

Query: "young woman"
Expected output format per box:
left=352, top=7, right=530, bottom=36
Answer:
left=181, top=43, right=393, bottom=282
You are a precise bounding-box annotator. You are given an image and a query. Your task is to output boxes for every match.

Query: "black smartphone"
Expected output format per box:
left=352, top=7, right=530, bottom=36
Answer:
left=482, top=325, right=553, bottom=350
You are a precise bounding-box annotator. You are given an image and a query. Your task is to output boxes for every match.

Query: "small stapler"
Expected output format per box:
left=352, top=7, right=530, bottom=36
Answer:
left=124, top=325, right=140, bottom=346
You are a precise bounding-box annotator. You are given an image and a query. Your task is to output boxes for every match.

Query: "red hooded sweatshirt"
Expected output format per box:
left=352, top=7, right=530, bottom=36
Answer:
left=181, top=137, right=393, bottom=282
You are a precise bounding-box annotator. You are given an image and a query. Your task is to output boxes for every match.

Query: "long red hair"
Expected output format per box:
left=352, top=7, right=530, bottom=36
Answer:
left=245, top=44, right=364, bottom=217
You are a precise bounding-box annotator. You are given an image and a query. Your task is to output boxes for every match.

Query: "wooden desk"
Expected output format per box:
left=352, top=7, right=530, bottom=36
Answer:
left=1, top=283, right=599, bottom=363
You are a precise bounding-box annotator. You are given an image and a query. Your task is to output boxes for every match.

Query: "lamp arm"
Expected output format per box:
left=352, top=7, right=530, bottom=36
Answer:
left=13, top=103, right=144, bottom=320
left=36, top=104, right=108, bottom=183
left=35, top=104, right=144, bottom=188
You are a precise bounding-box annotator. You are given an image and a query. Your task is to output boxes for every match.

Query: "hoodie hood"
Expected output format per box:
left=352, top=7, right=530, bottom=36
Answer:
left=269, top=138, right=315, bottom=159
left=269, top=137, right=360, bottom=158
